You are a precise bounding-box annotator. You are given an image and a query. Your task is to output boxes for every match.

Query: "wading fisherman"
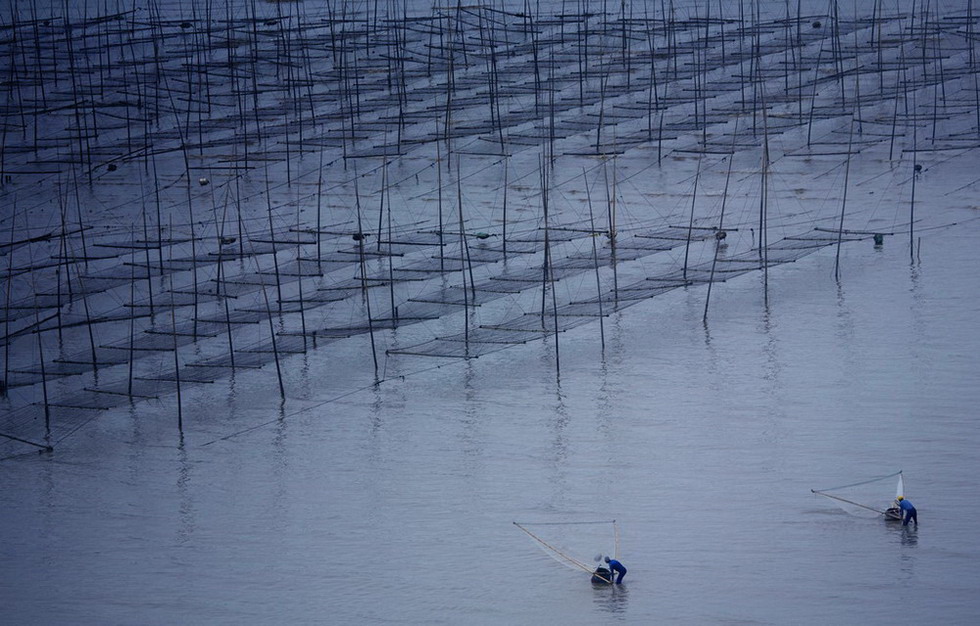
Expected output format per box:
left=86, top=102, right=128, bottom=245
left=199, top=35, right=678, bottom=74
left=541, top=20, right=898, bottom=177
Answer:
left=896, top=496, right=917, bottom=526
left=604, top=556, right=627, bottom=584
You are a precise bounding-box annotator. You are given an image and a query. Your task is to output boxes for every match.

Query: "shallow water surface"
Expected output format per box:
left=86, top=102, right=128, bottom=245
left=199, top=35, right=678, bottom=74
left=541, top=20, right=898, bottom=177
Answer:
left=2, top=1, right=980, bottom=623
left=3, top=217, right=979, bottom=625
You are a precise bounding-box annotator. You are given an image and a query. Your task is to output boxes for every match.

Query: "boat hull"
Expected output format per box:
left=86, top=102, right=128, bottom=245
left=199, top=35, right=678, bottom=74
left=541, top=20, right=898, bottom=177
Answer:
left=591, top=567, right=614, bottom=584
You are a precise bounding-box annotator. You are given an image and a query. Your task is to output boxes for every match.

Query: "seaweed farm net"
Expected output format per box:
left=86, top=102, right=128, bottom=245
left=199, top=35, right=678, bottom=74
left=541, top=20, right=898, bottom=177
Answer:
left=387, top=230, right=865, bottom=358
left=0, top=0, right=967, bottom=455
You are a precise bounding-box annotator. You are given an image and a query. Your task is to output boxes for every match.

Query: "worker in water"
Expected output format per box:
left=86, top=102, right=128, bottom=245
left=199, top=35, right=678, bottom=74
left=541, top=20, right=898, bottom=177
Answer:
left=896, top=495, right=918, bottom=526
left=604, top=556, right=627, bottom=584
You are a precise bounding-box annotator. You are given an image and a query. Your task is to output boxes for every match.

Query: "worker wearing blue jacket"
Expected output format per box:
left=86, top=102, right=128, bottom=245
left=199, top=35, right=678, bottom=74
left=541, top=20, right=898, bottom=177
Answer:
left=604, top=556, right=627, bottom=583
left=896, top=495, right=917, bottom=526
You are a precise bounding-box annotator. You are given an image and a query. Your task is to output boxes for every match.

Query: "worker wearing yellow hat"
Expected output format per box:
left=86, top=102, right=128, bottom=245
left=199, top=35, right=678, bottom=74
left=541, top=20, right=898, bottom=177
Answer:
left=895, top=495, right=918, bottom=526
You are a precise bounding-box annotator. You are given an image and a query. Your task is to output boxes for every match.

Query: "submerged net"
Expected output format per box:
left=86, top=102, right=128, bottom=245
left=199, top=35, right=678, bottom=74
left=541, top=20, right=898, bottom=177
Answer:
left=389, top=230, right=860, bottom=359
left=811, top=471, right=904, bottom=518
left=513, top=520, right=619, bottom=577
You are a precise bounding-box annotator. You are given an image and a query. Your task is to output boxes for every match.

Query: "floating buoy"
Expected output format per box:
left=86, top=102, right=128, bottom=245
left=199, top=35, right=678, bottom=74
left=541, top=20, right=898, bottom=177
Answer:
left=199, top=177, right=209, bottom=186
left=873, top=233, right=884, bottom=246
left=107, top=163, right=117, bottom=172
left=914, top=163, right=922, bottom=172
left=715, top=229, right=727, bottom=240
left=352, top=232, right=367, bottom=241
left=474, top=232, right=491, bottom=239
left=812, top=21, right=822, bottom=28
left=180, top=21, right=192, bottom=29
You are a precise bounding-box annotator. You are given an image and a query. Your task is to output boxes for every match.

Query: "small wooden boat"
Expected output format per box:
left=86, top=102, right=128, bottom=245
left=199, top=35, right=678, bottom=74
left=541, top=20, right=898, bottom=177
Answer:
left=591, top=567, right=614, bottom=585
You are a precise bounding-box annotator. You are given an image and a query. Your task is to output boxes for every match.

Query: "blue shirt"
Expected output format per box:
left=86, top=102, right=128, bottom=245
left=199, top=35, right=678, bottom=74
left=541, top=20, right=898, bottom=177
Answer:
left=607, top=559, right=626, bottom=573
left=899, top=499, right=915, bottom=511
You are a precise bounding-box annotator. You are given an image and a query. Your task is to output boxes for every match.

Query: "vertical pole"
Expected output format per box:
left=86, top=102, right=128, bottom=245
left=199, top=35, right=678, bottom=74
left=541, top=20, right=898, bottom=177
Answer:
left=542, top=156, right=559, bottom=377
left=35, top=309, right=50, bottom=434
left=910, top=123, right=917, bottom=261
left=384, top=159, right=396, bottom=322
left=705, top=119, right=739, bottom=321
left=584, top=167, right=605, bottom=351
left=260, top=279, right=286, bottom=401
left=761, top=95, right=770, bottom=308
left=316, top=147, right=324, bottom=273
left=683, top=157, right=701, bottom=282
left=502, top=158, right=508, bottom=258
left=55, top=201, right=66, bottom=341
left=457, top=155, right=476, bottom=301
left=70, top=242, right=99, bottom=372
left=457, top=154, right=470, bottom=347
left=128, top=240, right=136, bottom=398
left=264, top=164, right=283, bottom=311
left=296, top=208, right=307, bottom=348
left=2, top=214, right=14, bottom=396
left=353, top=164, right=380, bottom=379
left=436, top=123, right=445, bottom=271
left=835, top=117, right=855, bottom=281
left=142, top=208, right=154, bottom=315
left=169, top=274, right=182, bottom=434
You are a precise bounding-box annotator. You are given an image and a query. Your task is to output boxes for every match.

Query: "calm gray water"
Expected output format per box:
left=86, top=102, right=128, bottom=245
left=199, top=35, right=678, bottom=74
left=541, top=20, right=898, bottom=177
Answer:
left=3, top=1, right=980, bottom=623
left=3, top=216, right=979, bottom=625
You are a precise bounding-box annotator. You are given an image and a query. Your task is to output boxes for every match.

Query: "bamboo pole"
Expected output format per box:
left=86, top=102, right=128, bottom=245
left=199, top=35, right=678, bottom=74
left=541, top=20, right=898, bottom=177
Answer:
left=436, top=125, right=445, bottom=271
left=835, top=117, right=855, bottom=281
left=141, top=208, right=154, bottom=315
left=502, top=158, right=508, bottom=258
left=542, top=154, right=559, bottom=377
left=216, top=191, right=235, bottom=370
left=683, top=157, right=701, bottom=282
left=761, top=90, right=771, bottom=308
left=457, top=154, right=470, bottom=348
left=128, top=232, right=136, bottom=398
left=35, top=307, right=50, bottom=436
left=584, top=167, right=605, bottom=352
left=353, top=165, right=379, bottom=379
left=704, top=119, right=739, bottom=322
left=264, top=164, right=284, bottom=311
left=2, top=214, right=13, bottom=397
left=259, top=277, right=285, bottom=401
left=169, top=272, right=182, bottom=435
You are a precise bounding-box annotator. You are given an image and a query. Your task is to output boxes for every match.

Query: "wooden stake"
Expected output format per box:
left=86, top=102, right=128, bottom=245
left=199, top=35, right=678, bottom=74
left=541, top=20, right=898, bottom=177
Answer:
left=353, top=164, right=379, bottom=379
left=705, top=119, right=739, bottom=322
left=835, top=117, right=855, bottom=281
left=584, top=167, right=605, bottom=352
left=169, top=272, right=182, bottom=434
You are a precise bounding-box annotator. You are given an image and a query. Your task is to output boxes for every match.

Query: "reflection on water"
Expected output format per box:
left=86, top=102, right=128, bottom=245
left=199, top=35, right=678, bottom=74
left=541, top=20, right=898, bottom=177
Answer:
left=900, top=526, right=919, bottom=548
left=457, top=360, right=485, bottom=477
left=271, top=404, right=289, bottom=535
left=895, top=525, right=919, bottom=584
left=885, top=518, right=919, bottom=547
left=176, top=439, right=195, bottom=545
left=3, top=181, right=980, bottom=625
left=834, top=280, right=853, bottom=344
left=548, top=382, right=570, bottom=512
left=592, top=582, right=630, bottom=615
left=760, top=306, right=781, bottom=388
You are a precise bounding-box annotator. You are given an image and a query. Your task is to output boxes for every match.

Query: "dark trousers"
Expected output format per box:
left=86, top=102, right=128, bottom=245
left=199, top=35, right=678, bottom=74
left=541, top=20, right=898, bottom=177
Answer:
left=613, top=567, right=626, bottom=583
left=903, top=507, right=918, bottom=526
